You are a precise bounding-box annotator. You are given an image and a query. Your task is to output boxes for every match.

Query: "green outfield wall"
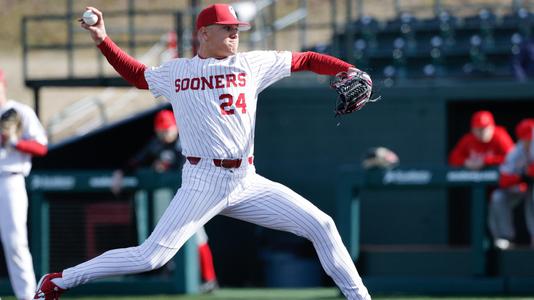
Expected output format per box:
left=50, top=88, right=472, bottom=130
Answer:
left=254, top=78, right=534, bottom=244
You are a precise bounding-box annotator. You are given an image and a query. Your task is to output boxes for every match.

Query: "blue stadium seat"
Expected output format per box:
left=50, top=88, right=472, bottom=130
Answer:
left=353, top=15, right=380, bottom=50
left=416, top=10, right=460, bottom=50
left=501, top=7, right=534, bottom=32
left=314, top=7, right=530, bottom=79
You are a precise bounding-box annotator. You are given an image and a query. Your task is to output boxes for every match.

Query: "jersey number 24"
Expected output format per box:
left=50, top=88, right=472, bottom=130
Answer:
left=219, top=93, right=247, bottom=115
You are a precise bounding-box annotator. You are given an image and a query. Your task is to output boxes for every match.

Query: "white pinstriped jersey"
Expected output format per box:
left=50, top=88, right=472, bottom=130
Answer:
left=0, top=100, right=47, bottom=176
left=144, top=51, right=292, bottom=159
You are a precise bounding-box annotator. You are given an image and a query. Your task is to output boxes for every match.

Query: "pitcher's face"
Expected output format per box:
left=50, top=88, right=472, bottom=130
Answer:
left=201, top=24, right=240, bottom=58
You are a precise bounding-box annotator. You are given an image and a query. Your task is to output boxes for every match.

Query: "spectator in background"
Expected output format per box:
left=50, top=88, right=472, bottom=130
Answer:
left=512, top=37, right=534, bottom=82
left=0, top=68, right=48, bottom=300
left=111, top=110, right=218, bottom=293
left=488, top=118, right=534, bottom=250
left=449, top=110, right=514, bottom=170
left=111, top=110, right=184, bottom=182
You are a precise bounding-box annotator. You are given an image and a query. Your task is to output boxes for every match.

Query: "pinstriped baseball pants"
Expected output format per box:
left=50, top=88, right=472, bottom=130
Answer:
left=0, top=174, right=37, bottom=300
left=488, top=187, right=534, bottom=243
left=62, top=160, right=371, bottom=300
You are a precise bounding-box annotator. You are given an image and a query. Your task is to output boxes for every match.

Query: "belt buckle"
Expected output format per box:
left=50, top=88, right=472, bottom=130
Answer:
left=220, top=158, right=242, bottom=169
left=220, top=159, right=232, bottom=169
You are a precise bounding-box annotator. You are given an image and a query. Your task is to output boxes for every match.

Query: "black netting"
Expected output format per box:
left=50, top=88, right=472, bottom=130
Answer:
left=47, top=193, right=138, bottom=271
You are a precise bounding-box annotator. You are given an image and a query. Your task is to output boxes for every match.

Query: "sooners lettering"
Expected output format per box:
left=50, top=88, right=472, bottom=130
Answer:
left=175, top=73, right=246, bottom=92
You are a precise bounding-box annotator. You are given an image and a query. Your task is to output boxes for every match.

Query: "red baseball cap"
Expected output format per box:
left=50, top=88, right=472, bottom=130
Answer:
left=515, top=118, right=534, bottom=141
left=471, top=110, right=495, bottom=129
left=196, top=4, right=251, bottom=31
left=154, top=110, right=176, bottom=131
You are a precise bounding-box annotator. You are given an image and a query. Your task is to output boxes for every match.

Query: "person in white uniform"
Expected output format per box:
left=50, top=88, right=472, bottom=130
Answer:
left=0, top=68, right=48, bottom=300
left=488, top=118, right=534, bottom=249
left=34, top=4, right=372, bottom=300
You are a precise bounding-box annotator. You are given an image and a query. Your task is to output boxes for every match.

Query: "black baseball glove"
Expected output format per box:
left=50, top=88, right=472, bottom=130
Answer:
left=330, top=69, right=379, bottom=115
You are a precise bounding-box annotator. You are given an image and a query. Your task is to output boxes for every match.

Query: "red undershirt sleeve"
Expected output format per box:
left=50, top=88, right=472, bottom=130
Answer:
left=291, top=51, right=354, bottom=76
left=528, top=163, right=534, bottom=177
left=499, top=172, right=522, bottom=188
left=97, top=37, right=149, bottom=89
left=15, top=140, right=47, bottom=157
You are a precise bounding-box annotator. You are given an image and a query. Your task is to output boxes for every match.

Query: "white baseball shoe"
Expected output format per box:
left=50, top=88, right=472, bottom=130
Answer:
left=33, top=272, right=66, bottom=300
left=200, top=279, right=219, bottom=294
left=494, top=238, right=512, bottom=250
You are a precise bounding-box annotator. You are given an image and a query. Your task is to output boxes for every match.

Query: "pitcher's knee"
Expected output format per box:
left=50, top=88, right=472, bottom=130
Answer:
left=143, top=256, right=167, bottom=270
left=134, top=242, right=170, bottom=271
left=313, top=213, right=337, bottom=235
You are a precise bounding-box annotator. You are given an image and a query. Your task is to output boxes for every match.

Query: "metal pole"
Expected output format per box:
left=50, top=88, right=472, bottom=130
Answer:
left=67, top=0, right=74, bottom=77
left=191, top=0, right=200, bottom=56
left=271, top=1, right=277, bottom=49
left=356, top=0, right=363, bottom=20
left=331, top=0, right=338, bottom=56
left=33, top=87, right=41, bottom=119
left=434, top=0, right=442, bottom=16
left=21, top=17, right=28, bottom=81
left=346, top=0, right=354, bottom=63
left=471, top=186, right=488, bottom=276
left=128, top=0, right=136, bottom=57
left=394, top=0, right=401, bottom=16
left=97, top=47, right=104, bottom=77
left=175, top=12, right=184, bottom=58
left=30, top=191, right=49, bottom=276
left=346, top=0, right=352, bottom=27
left=299, top=0, right=307, bottom=51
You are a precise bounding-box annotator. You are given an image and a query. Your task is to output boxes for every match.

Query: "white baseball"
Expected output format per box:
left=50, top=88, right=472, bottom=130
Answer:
left=82, top=10, right=98, bottom=26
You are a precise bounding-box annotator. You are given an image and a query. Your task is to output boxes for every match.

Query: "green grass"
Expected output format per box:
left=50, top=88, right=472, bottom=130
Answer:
left=3, top=288, right=533, bottom=300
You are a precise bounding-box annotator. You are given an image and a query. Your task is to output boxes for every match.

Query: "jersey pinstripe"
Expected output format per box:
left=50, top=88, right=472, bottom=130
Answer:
left=144, top=51, right=291, bottom=159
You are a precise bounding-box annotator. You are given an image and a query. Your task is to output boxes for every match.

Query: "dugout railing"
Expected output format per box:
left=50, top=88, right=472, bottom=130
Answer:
left=0, top=170, right=199, bottom=297
left=337, top=165, right=534, bottom=295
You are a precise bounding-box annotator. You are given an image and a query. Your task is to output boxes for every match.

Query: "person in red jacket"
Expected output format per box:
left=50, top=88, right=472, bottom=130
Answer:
left=449, top=110, right=514, bottom=169
left=488, top=118, right=534, bottom=249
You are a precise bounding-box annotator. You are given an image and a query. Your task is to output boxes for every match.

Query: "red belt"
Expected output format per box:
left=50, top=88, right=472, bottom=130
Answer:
left=186, top=156, right=253, bottom=169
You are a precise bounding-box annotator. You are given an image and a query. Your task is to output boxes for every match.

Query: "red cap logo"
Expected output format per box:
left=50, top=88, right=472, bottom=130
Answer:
left=154, top=110, right=176, bottom=131
left=471, top=110, right=495, bottom=129
left=196, top=4, right=251, bottom=31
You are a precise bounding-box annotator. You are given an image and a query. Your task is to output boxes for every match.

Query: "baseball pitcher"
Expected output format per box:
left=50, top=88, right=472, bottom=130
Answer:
left=35, top=4, right=375, bottom=300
